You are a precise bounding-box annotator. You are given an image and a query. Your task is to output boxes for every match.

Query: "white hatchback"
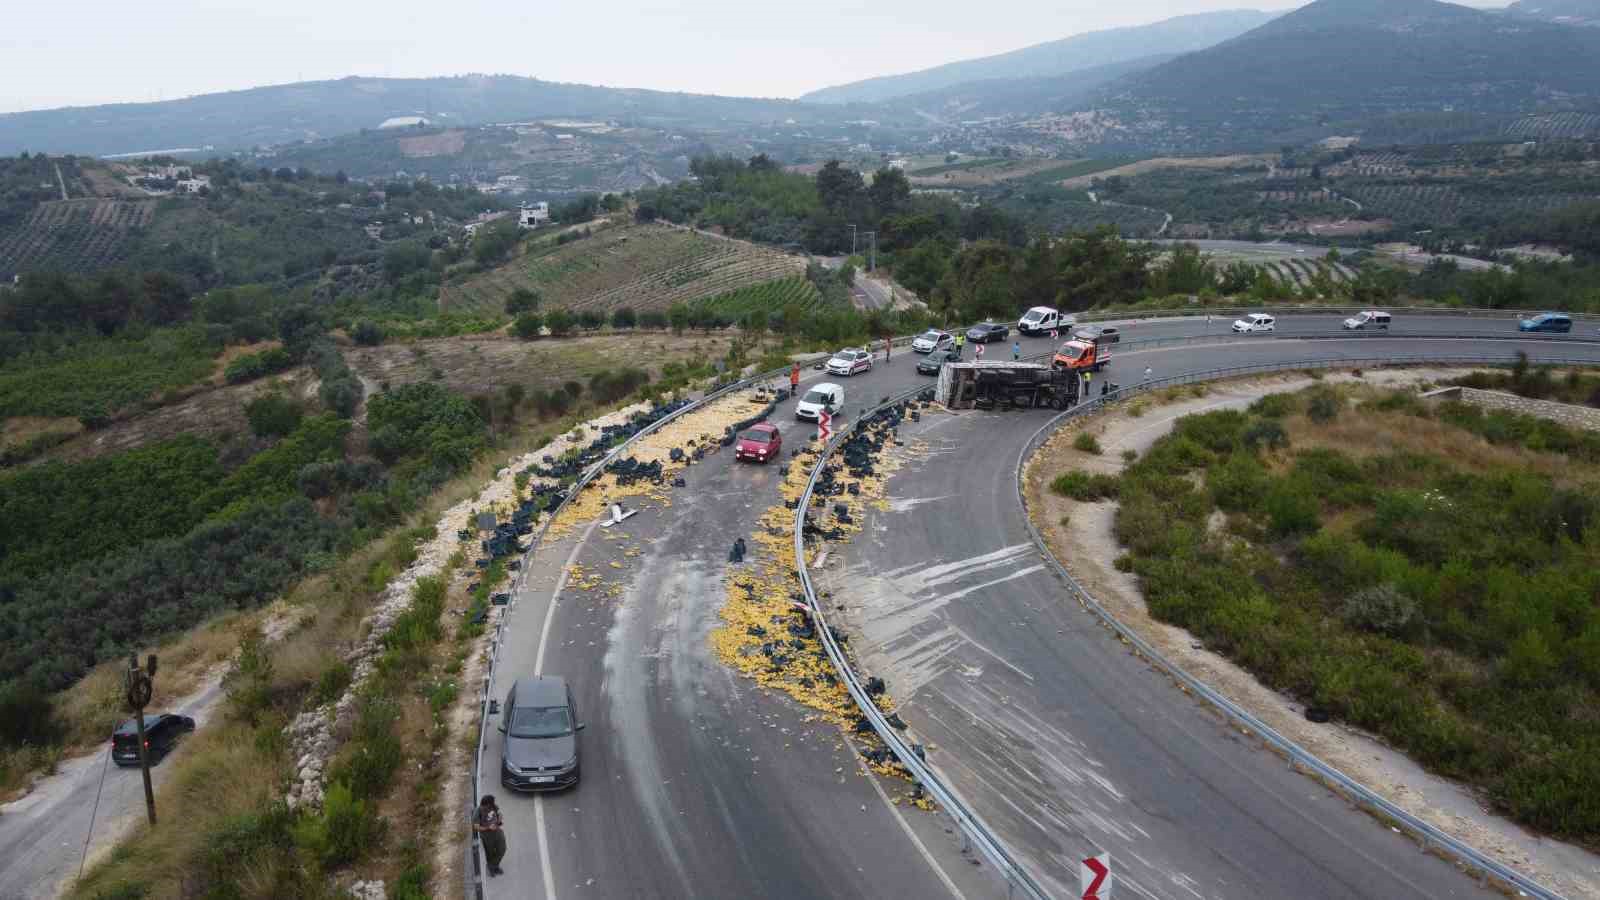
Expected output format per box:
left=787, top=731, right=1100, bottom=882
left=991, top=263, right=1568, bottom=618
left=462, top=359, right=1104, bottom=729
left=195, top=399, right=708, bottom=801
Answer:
left=795, top=383, right=844, bottom=421
left=1232, top=313, right=1276, bottom=333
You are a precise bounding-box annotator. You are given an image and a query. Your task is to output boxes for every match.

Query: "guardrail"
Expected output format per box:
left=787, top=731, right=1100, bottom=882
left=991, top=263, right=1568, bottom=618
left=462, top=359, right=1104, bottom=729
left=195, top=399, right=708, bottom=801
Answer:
left=1077, top=305, right=1600, bottom=325
left=792, top=387, right=1053, bottom=900
left=466, top=349, right=842, bottom=898
left=1012, top=352, right=1589, bottom=900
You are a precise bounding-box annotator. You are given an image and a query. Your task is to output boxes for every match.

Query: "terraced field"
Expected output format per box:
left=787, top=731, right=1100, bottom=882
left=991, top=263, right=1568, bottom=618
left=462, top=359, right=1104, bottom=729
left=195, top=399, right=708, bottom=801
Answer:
left=448, top=223, right=806, bottom=316
left=1259, top=258, right=1356, bottom=287
left=1342, top=184, right=1600, bottom=227
left=692, top=278, right=822, bottom=316
left=0, top=199, right=156, bottom=278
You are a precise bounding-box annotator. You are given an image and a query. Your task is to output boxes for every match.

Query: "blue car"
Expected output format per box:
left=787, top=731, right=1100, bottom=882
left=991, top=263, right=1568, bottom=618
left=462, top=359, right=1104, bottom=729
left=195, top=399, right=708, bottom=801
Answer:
left=1519, top=313, right=1572, bottom=334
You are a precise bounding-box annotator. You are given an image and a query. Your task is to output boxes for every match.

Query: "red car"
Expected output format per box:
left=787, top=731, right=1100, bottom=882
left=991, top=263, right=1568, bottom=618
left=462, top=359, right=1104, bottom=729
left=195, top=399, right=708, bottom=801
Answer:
left=735, top=422, right=782, bottom=463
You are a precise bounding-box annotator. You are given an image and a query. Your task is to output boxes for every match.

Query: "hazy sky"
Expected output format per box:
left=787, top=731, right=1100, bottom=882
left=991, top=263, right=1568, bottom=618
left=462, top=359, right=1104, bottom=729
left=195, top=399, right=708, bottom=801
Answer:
left=0, top=0, right=1281, bottom=113
left=1, top=0, right=1512, bottom=114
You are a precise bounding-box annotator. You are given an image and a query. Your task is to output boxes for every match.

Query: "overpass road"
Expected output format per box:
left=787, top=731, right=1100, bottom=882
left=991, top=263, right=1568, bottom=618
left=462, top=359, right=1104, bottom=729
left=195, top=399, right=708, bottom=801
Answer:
left=477, top=317, right=1600, bottom=900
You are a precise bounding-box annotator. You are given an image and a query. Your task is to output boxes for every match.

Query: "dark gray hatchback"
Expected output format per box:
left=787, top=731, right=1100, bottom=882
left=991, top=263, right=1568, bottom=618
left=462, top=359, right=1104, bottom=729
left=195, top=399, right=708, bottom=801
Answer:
left=499, top=675, right=584, bottom=792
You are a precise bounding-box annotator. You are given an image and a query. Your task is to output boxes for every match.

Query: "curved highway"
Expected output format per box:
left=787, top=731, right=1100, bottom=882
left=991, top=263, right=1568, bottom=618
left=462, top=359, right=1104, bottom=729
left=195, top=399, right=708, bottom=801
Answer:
left=478, top=313, right=1600, bottom=899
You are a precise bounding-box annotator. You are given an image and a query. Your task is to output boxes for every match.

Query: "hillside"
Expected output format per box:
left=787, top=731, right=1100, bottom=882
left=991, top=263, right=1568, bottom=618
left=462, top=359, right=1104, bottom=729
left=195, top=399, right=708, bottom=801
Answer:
left=447, top=222, right=809, bottom=316
left=0, top=74, right=877, bottom=158
left=885, top=55, right=1175, bottom=121
left=1035, top=0, right=1600, bottom=153
left=1506, top=0, right=1600, bottom=25
left=800, top=9, right=1273, bottom=105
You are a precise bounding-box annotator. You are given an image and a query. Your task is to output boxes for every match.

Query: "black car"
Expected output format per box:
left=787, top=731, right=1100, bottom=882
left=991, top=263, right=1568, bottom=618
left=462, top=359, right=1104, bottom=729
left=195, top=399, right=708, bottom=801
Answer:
left=917, top=350, right=957, bottom=375
left=965, top=322, right=1010, bottom=343
left=111, top=713, right=195, bottom=767
left=500, top=675, right=585, bottom=792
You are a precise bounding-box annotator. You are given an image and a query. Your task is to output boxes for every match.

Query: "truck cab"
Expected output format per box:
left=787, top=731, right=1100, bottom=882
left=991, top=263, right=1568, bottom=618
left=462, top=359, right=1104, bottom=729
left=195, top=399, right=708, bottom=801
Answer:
left=1019, top=306, right=1071, bottom=336
left=1051, top=339, right=1110, bottom=372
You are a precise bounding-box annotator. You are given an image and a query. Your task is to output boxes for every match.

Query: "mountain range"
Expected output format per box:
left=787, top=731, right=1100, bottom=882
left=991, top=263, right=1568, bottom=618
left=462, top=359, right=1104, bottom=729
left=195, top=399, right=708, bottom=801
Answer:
left=4, top=0, right=1600, bottom=160
left=0, top=76, right=884, bottom=158
left=1048, top=0, right=1600, bottom=152
left=799, top=9, right=1275, bottom=105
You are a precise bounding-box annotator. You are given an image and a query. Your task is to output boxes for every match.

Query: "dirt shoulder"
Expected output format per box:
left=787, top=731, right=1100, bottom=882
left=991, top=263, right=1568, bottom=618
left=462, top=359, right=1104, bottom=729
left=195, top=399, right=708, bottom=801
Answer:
left=1021, top=368, right=1600, bottom=900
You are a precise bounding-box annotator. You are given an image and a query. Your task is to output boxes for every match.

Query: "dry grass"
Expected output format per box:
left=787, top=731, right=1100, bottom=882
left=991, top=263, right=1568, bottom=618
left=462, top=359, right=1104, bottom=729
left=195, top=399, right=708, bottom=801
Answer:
left=68, top=716, right=286, bottom=899
left=209, top=340, right=284, bottom=385
left=1287, top=386, right=1594, bottom=485
left=0, top=415, right=82, bottom=449
left=1056, top=154, right=1273, bottom=188
left=906, top=158, right=1091, bottom=188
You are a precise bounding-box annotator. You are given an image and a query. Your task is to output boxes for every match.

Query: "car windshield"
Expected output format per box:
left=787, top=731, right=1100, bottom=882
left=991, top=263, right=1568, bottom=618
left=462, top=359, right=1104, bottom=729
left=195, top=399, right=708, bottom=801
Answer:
left=1022, top=311, right=1042, bottom=322
left=803, top=390, right=830, bottom=404
left=919, top=331, right=942, bottom=341
left=508, top=705, right=573, bottom=739
left=739, top=429, right=772, bottom=443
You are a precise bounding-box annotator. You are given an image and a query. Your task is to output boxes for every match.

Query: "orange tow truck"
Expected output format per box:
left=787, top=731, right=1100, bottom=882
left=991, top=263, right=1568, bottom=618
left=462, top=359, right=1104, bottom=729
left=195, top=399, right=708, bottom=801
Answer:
left=1051, top=337, right=1112, bottom=373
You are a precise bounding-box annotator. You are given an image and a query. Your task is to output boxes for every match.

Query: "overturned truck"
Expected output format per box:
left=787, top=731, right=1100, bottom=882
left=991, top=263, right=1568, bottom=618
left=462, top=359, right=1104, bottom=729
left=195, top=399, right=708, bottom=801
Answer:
left=933, top=360, right=1082, bottom=411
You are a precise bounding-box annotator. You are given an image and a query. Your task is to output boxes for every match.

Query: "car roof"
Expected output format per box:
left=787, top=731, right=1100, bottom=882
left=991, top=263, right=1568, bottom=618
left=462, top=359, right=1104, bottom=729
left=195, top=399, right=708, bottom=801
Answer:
left=114, top=714, right=172, bottom=735
left=746, top=422, right=777, bottom=433
left=811, top=382, right=842, bottom=392
left=511, top=675, right=568, bottom=706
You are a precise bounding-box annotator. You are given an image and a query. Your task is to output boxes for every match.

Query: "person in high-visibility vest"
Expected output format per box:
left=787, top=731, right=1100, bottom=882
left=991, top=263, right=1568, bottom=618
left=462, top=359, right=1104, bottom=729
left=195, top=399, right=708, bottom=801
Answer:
left=789, top=363, right=800, bottom=398
left=954, top=333, right=965, bottom=357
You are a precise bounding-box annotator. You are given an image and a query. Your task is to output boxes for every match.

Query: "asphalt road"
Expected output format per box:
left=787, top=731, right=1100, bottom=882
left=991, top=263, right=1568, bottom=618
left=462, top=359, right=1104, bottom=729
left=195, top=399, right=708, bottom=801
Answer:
left=812, top=332, right=1600, bottom=898
left=478, top=376, right=984, bottom=900
left=476, top=314, right=1600, bottom=899
left=476, top=318, right=1600, bottom=900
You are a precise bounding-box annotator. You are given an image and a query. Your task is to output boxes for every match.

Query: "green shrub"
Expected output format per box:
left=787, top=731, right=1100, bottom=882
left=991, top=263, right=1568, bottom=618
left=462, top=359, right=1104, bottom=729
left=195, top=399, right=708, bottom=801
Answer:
left=512, top=312, right=543, bottom=340
left=245, top=394, right=303, bottom=438
left=332, top=696, right=404, bottom=801
left=1112, top=554, right=1134, bottom=572
left=1338, top=583, right=1417, bottom=637
left=224, top=629, right=276, bottom=723
left=1241, top=419, right=1288, bottom=451
left=313, top=661, right=352, bottom=705
left=577, top=310, right=606, bottom=331
left=351, top=320, right=385, bottom=346
left=1264, top=479, right=1320, bottom=538
left=1073, top=432, right=1102, bottom=455
left=505, top=287, right=541, bottom=315
left=1050, top=470, right=1120, bottom=501
left=544, top=309, right=575, bottom=336
left=292, top=780, right=385, bottom=866
left=88, top=882, right=151, bottom=900
left=224, top=347, right=294, bottom=384
left=1306, top=387, right=1341, bottom=423
left=1248, top=393, right=1297, bottom=418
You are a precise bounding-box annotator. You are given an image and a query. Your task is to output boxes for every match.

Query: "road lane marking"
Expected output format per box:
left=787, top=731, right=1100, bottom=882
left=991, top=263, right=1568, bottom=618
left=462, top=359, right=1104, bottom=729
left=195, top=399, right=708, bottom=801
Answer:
left=528, top=519, right=599, bottom=900
left=846, top=725, right=968, bottom=900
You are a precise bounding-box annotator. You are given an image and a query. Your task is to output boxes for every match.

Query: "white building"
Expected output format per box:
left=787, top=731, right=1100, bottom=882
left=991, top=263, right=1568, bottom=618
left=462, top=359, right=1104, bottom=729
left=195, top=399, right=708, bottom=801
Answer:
left=518, top=202, right=550, bottom=228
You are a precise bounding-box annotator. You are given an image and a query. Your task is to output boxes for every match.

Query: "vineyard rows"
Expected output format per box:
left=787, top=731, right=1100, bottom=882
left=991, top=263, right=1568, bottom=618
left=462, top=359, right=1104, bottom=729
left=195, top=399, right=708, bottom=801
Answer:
left=1258, top=258, right=1354, bottom=289
left=1256, top=190, right=1340, bottom=204
left=693, top=278, right=822, bottom=316
left=0, top=200, right=154, bottom=277
left=1342, top=185, right=1600, bottom=226
left=1503, top=113, right=1600, bottom=140
left=452, top=223, right=805, bottom=315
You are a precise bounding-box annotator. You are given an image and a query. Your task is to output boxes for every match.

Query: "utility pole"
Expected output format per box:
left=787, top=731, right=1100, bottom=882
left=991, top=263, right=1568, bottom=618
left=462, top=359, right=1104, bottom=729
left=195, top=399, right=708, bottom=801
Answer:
left=847, top=224, right=858, bottom=256
left=125, top=653, right=158, bottom=825
left=865, top=231, right=877, bottom=272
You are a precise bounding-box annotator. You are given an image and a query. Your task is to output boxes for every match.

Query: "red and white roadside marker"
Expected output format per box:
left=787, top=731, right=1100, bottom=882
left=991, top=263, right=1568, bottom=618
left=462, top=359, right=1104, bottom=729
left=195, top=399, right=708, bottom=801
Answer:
left=817, top=408, right=832, bottom=443
left=1049, top=329, right=1059, bottom=339
left=975, top=342, right=985, bottom=359
left=1080, top=853, right=1112, bottom=899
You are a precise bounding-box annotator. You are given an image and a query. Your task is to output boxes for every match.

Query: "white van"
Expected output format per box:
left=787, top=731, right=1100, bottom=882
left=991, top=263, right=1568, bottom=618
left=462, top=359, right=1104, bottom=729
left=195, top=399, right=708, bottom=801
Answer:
left=1019, top=306, right=1071, bottom=336
left=795, top=382, right=844, bottom=422
left=1342, top=310, right=1391, bottom=330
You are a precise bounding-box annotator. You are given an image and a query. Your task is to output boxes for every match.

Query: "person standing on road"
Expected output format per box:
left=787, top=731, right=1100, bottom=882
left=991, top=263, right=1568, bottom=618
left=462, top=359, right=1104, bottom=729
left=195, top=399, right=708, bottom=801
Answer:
left=1012, top=340, right=1021, bottom=361
left=789, top=363, right=801, bottom=398
left=954, top=332, right=965, bottom=358
left=476, top=795, right=507, bottom=876
left=884, top=334, right=893, bottom=363
left=1144, top=366, right=1153, bottom=383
